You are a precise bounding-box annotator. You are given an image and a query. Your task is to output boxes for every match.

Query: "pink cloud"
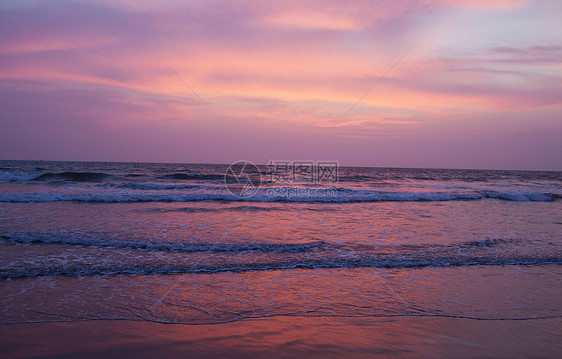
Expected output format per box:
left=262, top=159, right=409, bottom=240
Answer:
left=0, top=0, right=560, bottom=169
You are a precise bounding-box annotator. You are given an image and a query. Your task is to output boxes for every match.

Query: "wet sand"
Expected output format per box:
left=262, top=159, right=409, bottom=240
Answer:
left=1, top=316, right=560, bottom=358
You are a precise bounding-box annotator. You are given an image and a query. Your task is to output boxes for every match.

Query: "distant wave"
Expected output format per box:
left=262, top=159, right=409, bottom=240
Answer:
left=93, top=182, right=203, bottom=190
left=0, top=171, right=113, bottom=183
left=34, top=171, right=110, bottom=182
left=158, top=173, right=225, bottom=181
left=2, top=256, right=559, bottom=280
left=0, top=189, right=557, bottom=203
left=0, top=171, right=43, bottom=181
left=1, top=234, right=324, bottom=253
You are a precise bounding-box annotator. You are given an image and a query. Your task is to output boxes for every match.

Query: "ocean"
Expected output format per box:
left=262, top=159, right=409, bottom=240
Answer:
left=1, top=160, right=561, bottom=355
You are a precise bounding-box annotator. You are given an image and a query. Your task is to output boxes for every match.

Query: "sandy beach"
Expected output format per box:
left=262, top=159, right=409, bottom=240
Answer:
left=2, top=316, right=561, bottom=358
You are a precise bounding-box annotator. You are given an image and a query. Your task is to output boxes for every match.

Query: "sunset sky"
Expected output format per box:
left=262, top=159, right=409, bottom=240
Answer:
left=1, top=0, right=561, bottom=170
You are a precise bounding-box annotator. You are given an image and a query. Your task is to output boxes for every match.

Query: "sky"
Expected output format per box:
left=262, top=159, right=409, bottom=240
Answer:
left=0, top=0, right=561, bottom=170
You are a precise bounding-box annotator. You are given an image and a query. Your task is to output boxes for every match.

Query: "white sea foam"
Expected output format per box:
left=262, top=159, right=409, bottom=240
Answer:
left=2, top=233, right=323, bottom=253
left=0, top=171, right=42, bottom=181
left=0, top=189, right=556, bottom=203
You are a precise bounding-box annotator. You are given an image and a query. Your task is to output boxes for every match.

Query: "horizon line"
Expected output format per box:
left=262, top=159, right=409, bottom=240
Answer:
left=1, top=158, right=560, bottom=173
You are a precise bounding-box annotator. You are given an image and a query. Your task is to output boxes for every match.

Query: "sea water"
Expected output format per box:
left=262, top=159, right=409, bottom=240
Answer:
left=1, top=160, right=560, bottom=328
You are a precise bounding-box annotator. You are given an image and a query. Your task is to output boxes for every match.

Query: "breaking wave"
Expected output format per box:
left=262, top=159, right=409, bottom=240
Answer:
left=1, top=233, right=323, bottom=253
left=34, top=171, right=110, bottom=182
left=0, top=189, right=557, bottom=203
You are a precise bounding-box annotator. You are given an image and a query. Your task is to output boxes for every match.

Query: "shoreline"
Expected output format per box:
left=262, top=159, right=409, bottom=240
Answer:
left=1, top=316, right=560, bottom=358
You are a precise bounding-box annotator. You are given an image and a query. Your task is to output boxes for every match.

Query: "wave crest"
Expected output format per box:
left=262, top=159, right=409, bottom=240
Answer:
left=0, top=190, right=557, bottom=203
left=35, top=171, right=110, bottom=182
left=2, top=234, right=324, bottom=253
